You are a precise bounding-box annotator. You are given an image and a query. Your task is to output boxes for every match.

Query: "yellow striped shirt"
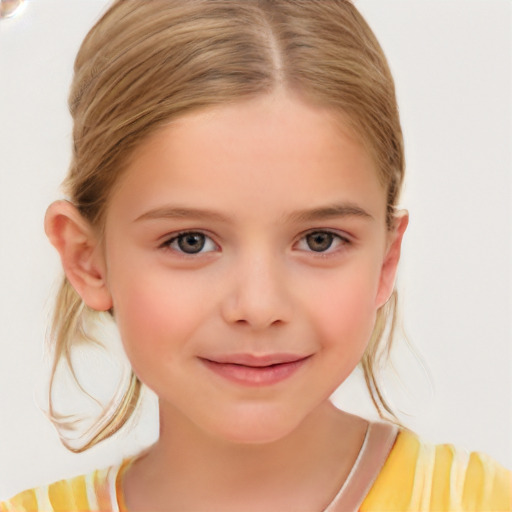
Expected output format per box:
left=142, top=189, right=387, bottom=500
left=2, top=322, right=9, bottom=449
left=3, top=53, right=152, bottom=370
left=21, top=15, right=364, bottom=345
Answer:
left=1, top=430, right=511, bottom=511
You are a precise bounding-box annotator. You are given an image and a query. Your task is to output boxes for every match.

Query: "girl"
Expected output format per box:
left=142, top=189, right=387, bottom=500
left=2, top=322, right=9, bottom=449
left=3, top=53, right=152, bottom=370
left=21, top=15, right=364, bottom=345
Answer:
left=1, top=0, right=510, bottom=510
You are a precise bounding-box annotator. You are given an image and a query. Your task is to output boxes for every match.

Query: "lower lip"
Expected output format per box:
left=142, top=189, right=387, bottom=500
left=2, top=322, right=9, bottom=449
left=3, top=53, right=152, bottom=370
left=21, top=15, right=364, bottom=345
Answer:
left=201, top=357, right=310, bottom=387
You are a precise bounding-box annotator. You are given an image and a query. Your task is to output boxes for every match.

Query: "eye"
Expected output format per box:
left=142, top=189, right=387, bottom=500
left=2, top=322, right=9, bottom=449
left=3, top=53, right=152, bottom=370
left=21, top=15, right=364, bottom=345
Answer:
left=163, top=232, right=218, bottom=254
left=296, top=231, right=349, bottom=253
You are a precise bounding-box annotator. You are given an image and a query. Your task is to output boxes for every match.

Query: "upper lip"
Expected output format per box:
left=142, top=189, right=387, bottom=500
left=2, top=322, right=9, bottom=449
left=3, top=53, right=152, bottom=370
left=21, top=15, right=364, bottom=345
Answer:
left=201, top=353, right=311, bottom=367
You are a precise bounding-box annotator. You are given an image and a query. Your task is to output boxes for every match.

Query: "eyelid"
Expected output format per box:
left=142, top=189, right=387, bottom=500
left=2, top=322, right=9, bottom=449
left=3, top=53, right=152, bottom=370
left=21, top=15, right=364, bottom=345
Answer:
left=157, top=228, right=351, bottom=256
left=294, top=229, right=352, bottom=253
left=159, top=230, right=220, bottom=254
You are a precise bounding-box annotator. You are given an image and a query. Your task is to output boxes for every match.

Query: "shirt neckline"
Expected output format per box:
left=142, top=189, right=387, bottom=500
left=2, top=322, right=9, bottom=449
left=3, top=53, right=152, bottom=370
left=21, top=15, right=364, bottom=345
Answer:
left=115, top=421, right=399, bottom=512
left=323, top=421, right=399, bottom=512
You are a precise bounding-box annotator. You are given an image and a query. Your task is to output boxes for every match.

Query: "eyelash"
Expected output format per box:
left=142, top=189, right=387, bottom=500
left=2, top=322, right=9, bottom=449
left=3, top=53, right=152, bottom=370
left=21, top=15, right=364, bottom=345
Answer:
left=160, top=230, right=351, bottom=256
left=160, top=231, right=219, bottom=255
left=296, top=230, right=351, bottom=255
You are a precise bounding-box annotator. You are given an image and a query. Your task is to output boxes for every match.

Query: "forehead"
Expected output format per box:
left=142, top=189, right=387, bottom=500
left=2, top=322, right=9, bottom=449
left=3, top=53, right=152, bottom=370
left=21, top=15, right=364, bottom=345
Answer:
left=109, top=91, right=386, bottom=223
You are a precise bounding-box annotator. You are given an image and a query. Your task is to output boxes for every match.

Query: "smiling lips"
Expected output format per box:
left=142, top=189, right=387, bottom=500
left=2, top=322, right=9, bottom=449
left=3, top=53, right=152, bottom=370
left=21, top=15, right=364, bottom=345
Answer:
left=200, top=354, right=311, bottom=387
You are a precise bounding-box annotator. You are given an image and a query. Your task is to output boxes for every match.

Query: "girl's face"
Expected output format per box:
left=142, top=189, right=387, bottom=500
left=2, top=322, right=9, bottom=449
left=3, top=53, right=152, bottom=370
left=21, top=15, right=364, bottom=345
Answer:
left=101, top=91, right=404, bottom=444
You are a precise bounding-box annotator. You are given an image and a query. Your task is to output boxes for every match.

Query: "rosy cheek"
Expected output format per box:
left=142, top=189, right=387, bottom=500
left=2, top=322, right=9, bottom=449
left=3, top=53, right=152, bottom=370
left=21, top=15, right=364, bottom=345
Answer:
left=308, top=276, right=377, bottom=348
left=112, top=273, right=208, bottom=351
left=322, top=299, right=374, bottom=342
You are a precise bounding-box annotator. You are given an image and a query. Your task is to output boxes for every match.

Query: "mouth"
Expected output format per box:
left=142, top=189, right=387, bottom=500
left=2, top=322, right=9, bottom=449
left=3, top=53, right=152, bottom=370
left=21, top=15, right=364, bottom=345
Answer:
left=199, top=354, right=312, bottom=387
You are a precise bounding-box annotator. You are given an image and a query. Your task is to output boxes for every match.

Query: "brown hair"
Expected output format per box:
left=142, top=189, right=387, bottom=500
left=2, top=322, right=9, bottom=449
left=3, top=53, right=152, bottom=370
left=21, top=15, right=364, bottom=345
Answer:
left=49, top=0, right=405, bottom=451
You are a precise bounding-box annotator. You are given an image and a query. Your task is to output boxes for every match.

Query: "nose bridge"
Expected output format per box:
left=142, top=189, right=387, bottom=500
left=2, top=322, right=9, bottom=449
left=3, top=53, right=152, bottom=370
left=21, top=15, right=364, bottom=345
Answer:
left=221, top=245, right=291, bottom=329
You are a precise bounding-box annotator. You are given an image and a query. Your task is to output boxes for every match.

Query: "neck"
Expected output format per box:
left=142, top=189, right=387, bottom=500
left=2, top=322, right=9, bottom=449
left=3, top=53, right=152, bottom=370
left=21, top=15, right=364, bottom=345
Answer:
left=123, top=402, right=368, bottom=512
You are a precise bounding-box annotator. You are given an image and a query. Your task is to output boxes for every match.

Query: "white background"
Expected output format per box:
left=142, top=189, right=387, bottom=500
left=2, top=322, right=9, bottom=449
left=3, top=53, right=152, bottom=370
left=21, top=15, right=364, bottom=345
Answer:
left=0, top=0, right=510, bottom=499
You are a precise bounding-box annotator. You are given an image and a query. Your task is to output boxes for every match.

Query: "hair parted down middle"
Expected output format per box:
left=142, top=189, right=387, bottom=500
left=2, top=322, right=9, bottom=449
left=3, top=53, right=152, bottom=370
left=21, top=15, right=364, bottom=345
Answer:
left=49, top=0, right=405, bottom=451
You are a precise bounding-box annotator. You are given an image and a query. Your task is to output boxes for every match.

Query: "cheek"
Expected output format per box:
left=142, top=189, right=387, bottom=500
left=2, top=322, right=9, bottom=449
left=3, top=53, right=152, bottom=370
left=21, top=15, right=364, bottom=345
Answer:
left=317, top=288, right=377, bottom=348
left=301, top=262, right=381, bottom=353
left=108, top=267, right=214, bottom=360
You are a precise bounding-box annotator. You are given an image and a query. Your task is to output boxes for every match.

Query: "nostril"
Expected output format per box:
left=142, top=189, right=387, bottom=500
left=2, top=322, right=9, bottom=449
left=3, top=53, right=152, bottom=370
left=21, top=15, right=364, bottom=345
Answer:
left=231, top=316, right=284, bottom=329
left=220, top=273, right=292, bottom=329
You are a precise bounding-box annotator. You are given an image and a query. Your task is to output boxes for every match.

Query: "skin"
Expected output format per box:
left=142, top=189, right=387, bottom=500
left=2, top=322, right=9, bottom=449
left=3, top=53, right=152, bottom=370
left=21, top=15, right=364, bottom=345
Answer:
left=46, top=90, right=408, bottom=511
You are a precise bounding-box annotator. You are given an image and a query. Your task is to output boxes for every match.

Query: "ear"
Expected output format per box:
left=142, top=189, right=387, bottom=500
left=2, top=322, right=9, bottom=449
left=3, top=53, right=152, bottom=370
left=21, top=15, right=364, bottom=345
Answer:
left=375, top=210, right=409, bottom=308
left=45, top=200, right=113, bottom=311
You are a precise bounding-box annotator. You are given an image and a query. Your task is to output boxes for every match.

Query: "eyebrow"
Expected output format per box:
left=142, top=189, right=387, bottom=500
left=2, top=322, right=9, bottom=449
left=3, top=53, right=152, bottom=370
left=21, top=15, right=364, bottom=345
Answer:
left=285, top=203, right=374, bottom=223
left=135, top=206, right=230, bottom=223
left=134, top=202, right=373, bottom=223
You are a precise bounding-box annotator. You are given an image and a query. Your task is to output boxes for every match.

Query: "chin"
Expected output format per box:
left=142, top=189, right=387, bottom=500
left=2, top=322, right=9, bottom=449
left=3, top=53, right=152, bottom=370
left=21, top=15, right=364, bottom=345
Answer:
left=205, top=405, right=305, bottom=446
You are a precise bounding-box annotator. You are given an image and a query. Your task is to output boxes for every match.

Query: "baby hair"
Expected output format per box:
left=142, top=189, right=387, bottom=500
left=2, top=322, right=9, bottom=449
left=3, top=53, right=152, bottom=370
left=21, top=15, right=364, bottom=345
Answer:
left=50, top=0, right=405, bottom=451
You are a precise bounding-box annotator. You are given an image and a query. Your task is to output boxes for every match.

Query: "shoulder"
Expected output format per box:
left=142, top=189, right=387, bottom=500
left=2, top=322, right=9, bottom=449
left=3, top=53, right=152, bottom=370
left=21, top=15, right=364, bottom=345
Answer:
left=0, top=462, right=126, bottom=512
left=362, top=429, right=512, bottom=512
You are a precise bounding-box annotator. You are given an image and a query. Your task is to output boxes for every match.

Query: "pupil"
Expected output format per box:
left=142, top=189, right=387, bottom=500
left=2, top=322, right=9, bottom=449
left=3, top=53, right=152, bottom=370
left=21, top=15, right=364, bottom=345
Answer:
left=307, top=232, right=333, bottom=252
left=178, top=233, right=205, bottom=254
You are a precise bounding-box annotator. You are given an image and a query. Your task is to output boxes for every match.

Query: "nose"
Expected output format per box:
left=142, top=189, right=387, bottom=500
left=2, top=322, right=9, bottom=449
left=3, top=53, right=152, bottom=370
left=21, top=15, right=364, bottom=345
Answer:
left=220, top=251, right=292, bottom=330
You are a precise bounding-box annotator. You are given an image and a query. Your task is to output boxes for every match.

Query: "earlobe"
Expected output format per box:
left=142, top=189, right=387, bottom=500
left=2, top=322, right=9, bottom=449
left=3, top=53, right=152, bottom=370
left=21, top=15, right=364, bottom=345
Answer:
left=45, top=200, right=113, bottom=311
left=375, top=210, right=409, bottom=308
